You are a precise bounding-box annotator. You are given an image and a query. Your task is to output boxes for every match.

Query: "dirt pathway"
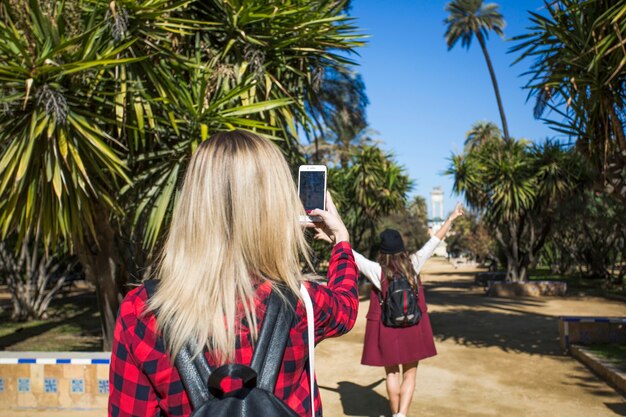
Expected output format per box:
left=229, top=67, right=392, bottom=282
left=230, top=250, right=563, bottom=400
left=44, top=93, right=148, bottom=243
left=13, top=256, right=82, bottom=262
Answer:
left=316, top=257, right=626, bottom=417
left=10, top=258, right=626, bottom=417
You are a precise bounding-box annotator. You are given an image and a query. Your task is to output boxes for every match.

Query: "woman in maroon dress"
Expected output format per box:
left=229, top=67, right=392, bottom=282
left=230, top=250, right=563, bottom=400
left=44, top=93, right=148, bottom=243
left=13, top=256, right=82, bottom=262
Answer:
left=351, top=204, right=463, bottom=417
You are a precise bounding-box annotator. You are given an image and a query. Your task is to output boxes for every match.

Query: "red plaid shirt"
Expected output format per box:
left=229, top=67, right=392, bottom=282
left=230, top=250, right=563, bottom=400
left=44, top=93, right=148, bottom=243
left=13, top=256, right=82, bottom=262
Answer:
left=108, top=241, right=358, bottom=417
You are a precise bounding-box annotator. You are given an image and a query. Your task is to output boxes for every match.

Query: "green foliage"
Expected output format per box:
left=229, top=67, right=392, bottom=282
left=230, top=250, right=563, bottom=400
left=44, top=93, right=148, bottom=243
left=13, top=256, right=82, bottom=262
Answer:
left=0, top=0, right=137, bottom=245
left=448, top=134, right=586, bottom=281
left=444, top=0, right=504, bottom=50
left=329, top=146, right=413, bottom=252
left=0, top=0, right=358, bottom=249
left=464, top=120, right=502, bottom=151
left=0, top=0, right=365, bottom=250
left=305, top=67, right=369, bottom=166
left=511, top=0, right=626, bottom=199
left=544, top=189, right=626, bottom=287
left=0, top=0, right=365, bottom=340
left=445, top=210, right=494, bottom=261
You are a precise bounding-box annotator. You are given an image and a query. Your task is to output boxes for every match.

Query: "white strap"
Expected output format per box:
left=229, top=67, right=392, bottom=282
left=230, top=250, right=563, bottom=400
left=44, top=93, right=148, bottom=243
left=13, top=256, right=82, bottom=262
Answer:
left=300, top=284, right=315, bottom=417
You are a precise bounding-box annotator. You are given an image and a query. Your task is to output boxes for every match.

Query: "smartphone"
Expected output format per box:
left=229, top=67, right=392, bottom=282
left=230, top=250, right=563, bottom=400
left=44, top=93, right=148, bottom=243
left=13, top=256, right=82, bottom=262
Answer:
left=298, top=165, right=327, bottom=222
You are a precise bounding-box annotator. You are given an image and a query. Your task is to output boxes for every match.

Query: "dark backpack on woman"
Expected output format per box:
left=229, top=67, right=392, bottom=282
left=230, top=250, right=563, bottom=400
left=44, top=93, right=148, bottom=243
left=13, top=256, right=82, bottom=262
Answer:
left=379, top=273, right=422, bottom=328
left=144, top=280, right=300, bottom=417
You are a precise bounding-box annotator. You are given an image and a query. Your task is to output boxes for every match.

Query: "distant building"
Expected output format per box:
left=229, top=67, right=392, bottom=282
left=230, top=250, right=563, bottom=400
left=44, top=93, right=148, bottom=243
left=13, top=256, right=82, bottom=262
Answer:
left=428, top=187, right=448, bottom=257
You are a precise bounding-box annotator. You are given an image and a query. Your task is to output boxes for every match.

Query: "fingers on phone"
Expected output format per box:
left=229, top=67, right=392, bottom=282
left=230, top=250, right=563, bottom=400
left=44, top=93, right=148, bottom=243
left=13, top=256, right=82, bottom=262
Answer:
left=325, top=192, right=337, bottom=213
left=309, top=209, right=324, bottom=220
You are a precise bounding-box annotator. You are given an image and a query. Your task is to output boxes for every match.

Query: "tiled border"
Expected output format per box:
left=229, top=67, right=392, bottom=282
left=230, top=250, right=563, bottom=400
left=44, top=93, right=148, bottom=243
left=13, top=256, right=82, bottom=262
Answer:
left=98, top=379, right=109, bottom=395
left=70, top=379, right=85, bottom=394
left=18, top=378, right=30, bottom=393
left=44, top=378, right=58, bottom=393
left=0, top=352, right=111, bottom=365
left=561, top=317, right=626, bottom=323
left=560, top=316, right=626, bottom=351
left=0, top=358, right=110, bottom=365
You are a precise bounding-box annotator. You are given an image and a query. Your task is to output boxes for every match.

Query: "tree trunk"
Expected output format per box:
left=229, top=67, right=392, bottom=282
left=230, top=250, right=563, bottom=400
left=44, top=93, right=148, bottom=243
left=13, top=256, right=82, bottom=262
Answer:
left=505, top=256, right=529, bottom=282
left=75, top=206, right=128, bottom=351
left=495, top=223, right=529, bottom=283
left=477, top=33, right=510, bottom=142
left=608, top=102, right=626, bottom=153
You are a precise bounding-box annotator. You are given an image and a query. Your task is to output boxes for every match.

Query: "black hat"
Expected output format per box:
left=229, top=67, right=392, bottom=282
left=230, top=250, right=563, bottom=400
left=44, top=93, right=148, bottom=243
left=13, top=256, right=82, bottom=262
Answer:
left=379, top=229, right=405, bottom=254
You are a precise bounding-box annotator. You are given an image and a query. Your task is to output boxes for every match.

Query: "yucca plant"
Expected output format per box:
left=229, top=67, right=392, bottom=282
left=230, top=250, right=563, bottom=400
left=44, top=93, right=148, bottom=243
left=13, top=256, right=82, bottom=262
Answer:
left=448, top=137, right=584, bottom=281
left=511, top=0, right=626, bottom=200
left=0, top=233, right=77, bottom=321
left=0, top=0, right=364, bottom=348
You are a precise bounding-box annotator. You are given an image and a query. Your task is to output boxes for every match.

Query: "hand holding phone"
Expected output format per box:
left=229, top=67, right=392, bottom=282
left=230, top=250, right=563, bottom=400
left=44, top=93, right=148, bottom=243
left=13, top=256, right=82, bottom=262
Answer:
left=298, top=165, right=327, bottom=222
left=306, top=192, right=349, bottom=244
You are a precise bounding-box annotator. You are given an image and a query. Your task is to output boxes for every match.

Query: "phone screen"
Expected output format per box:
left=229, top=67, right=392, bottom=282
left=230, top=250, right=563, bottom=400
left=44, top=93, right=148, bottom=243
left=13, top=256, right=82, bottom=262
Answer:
left=299, top=171, right=326, bottom=212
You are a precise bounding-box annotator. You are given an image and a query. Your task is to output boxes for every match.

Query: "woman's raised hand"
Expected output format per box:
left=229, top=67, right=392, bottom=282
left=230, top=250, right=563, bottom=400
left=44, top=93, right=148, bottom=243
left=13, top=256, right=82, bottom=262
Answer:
left=450, top=202, right=464, bottom=221
left=306, top=192, right=349, bottom=244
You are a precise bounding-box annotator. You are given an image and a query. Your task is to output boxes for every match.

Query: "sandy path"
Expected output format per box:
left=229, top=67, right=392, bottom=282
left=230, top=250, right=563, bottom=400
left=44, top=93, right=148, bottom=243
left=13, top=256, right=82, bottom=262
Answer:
left=316, top=257, right=626, bottom=417
left=9, top=257, right=626, bottom=417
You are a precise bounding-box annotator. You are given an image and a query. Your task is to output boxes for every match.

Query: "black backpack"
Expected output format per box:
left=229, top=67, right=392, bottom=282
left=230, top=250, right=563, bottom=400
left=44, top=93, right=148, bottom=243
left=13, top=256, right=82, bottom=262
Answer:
left=144, top=280, right=300, bottom=417
left=379, top=273, right=422, bottom=328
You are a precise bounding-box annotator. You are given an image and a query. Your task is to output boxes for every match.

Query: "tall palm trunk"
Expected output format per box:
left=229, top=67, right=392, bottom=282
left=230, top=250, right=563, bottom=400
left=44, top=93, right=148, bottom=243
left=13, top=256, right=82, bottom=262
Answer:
left=476, top=32, right=510, bottom=142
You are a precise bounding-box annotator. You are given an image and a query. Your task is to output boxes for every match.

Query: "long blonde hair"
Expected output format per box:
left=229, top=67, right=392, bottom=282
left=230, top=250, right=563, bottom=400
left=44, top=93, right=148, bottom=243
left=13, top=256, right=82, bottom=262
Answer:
left=147, top=130, right=310, bottom=363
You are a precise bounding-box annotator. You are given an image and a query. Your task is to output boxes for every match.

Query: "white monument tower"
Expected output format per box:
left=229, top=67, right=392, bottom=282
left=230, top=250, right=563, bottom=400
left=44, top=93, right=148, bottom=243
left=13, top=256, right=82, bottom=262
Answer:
left=428, top=186, right=448, bottom=257
left=431, top=186, right=444, bottom=221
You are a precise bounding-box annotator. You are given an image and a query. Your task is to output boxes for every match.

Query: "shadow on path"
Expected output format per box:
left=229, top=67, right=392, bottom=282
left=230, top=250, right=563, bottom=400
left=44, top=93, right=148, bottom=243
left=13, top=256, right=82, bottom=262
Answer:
left=426, top=270, right=479, bottom=278
left=424, top=281, right=561, bottom=356
left=422, top=268, right=626, bottom=407
left=428, top=307, right=561, bottom=356
left=605, top=402, right=626, bottom=416
left=319, top=378, right=388, bottom=417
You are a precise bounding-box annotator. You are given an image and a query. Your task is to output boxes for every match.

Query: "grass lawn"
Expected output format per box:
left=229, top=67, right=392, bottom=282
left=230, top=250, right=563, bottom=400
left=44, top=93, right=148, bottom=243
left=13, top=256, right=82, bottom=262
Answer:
left=0, top=283, right=102, bottom=351
left=587, top=344, right=626, bottom=373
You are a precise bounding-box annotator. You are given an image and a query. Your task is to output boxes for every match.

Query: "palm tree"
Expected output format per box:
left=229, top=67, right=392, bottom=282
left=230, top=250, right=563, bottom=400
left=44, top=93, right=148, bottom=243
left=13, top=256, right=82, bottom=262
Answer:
left=445, top=0, right=510, bottom=141
left=331, top=146, right=413, bottom=250
left=464, top=120, right=502, bottom=151
left=0, top=0, right=364, bottom=348
left=305, top=67, right=369, bottom=166
left=303, top=127, right=380, bottom=167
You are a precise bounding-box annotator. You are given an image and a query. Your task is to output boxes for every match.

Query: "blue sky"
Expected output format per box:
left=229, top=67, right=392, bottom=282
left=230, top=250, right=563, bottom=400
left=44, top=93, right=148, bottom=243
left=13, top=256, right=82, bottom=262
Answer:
left=347, top=0, right=556, bottom=218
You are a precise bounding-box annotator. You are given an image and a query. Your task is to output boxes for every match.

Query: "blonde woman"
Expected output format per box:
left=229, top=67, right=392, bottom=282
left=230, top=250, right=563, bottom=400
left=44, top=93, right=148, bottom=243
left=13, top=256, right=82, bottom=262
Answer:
left=108, top=130, right=359, bottom=417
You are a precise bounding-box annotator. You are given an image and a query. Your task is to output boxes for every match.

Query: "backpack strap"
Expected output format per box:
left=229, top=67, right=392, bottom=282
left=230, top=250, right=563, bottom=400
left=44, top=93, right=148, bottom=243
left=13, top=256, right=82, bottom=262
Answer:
left=250, top=285, right=297, bottom=392
left=174, top=342, right=213, bottom=408
left=300, top=283, right=316, bottom=417
left=376, top=271, right=389, bottom=305
left=143, top=279, right=212, bottom=409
